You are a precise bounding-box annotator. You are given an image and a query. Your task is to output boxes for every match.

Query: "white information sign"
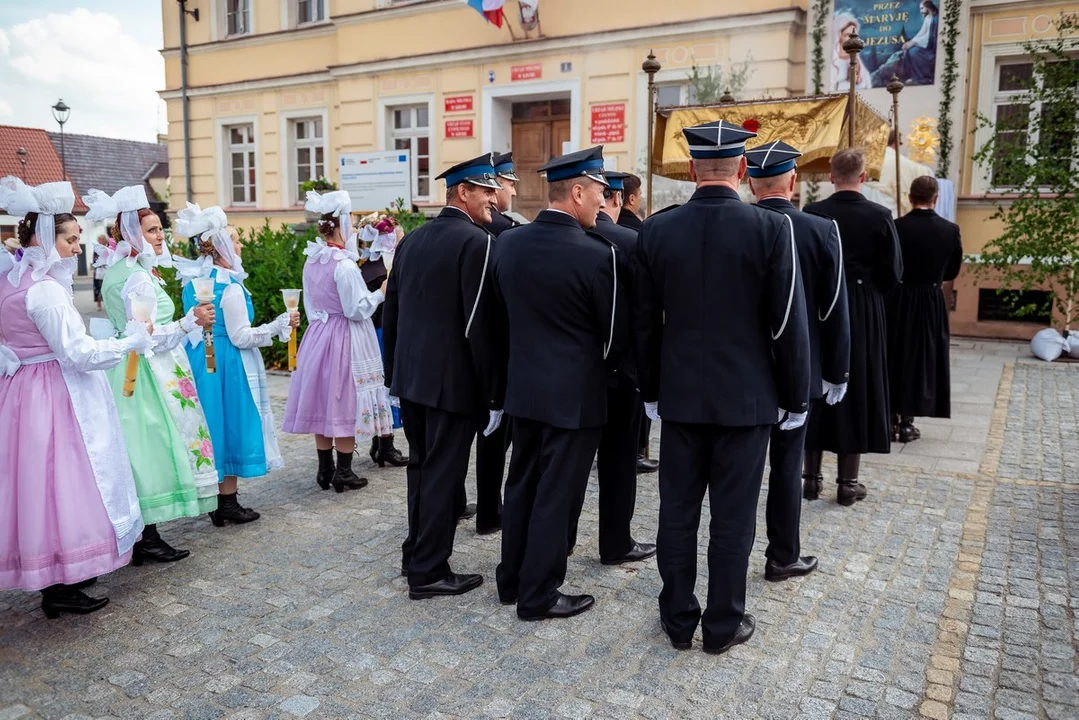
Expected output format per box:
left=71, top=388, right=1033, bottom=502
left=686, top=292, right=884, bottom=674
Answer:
left=339, top=150, right=412, bottom=212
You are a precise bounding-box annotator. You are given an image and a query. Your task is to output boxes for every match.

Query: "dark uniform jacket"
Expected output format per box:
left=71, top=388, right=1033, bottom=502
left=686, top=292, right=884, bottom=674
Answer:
left=894, top=209, right=962, bottom=284
left=493, top=210, right=627, bottom=430
left=617, top=207, right=642, bottom=230
left=592, top=212, right=639, bottom=389
left=805, top=191, right=903, bottom=295
left=383, top=206, right=500, bottom=416
left=634, top=185, right=811, bottom=426
left=758, top=197, right=851, bottom=400
left=484, top=209, right=519, bottom=238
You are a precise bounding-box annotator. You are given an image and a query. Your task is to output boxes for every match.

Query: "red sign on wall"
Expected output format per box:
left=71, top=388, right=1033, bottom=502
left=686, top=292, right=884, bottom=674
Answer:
left=444, top=95, right=473, bottom=112
left=590, top=103, right=626, bottom=144
left=511, top=63, right=543, bottom=81
left=445, top=119, right=474, bottom=138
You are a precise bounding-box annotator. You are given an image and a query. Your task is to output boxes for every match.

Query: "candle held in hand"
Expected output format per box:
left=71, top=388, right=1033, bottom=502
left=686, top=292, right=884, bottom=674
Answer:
left=124, top=295, right=157, bottom=397
left=281, top=289, right=301, bottom=371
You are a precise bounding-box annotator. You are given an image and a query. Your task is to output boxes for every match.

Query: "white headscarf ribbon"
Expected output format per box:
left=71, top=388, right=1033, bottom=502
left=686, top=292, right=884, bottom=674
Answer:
left=84, top=185, right=161, bottom=274
left=175, top=202, right=245, bottom=283
left=0, top=177, right=76, bottom=288
left=305, top=190, right=358, bottom=261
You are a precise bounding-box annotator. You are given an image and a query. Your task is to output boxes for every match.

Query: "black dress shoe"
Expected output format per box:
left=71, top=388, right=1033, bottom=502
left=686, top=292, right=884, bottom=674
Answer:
left=408, top=573, right=484, bottom=600
left=518, top=593, right=595, bottom=621
left=765, top=556, right=819, bottom=582
left=802, top=473, right=823, bottom=500
left=661, top=620, right=692, bottom=651
left=40, top=585, right=109, bottom=619
left=837, top=481, right=868, bottom=507
left=457, top=503, right=477, bottom=522
left=636, top=456, right=659, bottom=474
left=702, top=614, right=756, bottom=655
left=897, top=423, right=920, bottom=443
left=601, top=542, right=657, bottom=566
left=131, top=538, right=190, bottom=566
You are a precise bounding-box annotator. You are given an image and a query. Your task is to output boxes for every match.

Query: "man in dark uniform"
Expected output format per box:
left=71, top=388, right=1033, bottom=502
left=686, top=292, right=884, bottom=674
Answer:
left=464, top=151, right=522, bottom=535
left=566, top=170, right=656, bottom=565
left=383, top=153, right=504, bottom=600
left=635, top=121, right=810, bottom=653
left=887, top=175, right=962, bottom=441
left=803, top=149, right=903, bottom=506
left=615, top=173, right=659, bottom=475
left=746, top=140, right=851, bottom=582
left=493, top=146, right=626, bottom=621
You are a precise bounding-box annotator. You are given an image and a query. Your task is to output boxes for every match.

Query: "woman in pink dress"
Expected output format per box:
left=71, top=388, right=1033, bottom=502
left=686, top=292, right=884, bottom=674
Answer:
left=0, top=177, right=153, bottom=618
left=282, top=190, right=394, bottom=492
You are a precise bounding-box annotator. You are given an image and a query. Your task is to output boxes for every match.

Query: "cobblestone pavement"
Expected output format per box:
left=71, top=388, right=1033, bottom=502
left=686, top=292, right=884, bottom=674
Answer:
left=2, top=340, right=1077, bottom=720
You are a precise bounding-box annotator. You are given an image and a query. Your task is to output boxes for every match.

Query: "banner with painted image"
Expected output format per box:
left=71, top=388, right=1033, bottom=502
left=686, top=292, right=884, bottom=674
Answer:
left=830, top=0, right=941, bottom=91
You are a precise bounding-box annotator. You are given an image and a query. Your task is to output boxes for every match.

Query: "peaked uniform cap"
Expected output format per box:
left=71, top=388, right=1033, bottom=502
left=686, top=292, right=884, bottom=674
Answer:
left=539, top=146, right=609, bottom=186
left=603, top=171, right=631, bottom=191
left=492, top=152, right=520, bottom=182
left=682, top=120, right=757, bottom=159
left=745, top=139, right=803, bottom=178
left=436, top=153, right=501, bottom=189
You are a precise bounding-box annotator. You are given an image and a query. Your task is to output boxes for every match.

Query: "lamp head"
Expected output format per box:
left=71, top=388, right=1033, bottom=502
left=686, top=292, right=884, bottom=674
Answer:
left=51, top=99, right=71, bottom=125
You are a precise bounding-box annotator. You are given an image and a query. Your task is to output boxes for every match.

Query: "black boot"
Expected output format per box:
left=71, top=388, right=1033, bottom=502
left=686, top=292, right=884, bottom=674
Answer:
left=316, top=448, right=335, bottom=490
left=369, top=436, right=379, bottom=464
left=333, top=450, right=368, bottom=492
left=41, top=584, right=109, bottom=619
left=898, top=416, right=921, bottom=443
left=209, top=492, right=260, bottom=527
left=131, top=524, right=190, bottom=566
left=372, top=435, right=409, bottom=468
left=837, top=453, right=867, bottom=506
left=802, top=450, right=824, bottom=501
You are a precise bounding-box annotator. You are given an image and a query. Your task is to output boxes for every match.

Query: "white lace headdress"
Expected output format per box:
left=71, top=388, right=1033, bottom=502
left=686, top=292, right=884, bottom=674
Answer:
left=174, top=203, right=243, bottom=283
left=83, top=185, right=170, bottom=272
left=0, top=177, right=76, bottom=287
left=304, top=190, right=358, bottom=261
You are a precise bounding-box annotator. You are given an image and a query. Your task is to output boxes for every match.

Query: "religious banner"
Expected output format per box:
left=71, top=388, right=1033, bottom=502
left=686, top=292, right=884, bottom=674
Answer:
left=830, top=0, right=941, bottom=91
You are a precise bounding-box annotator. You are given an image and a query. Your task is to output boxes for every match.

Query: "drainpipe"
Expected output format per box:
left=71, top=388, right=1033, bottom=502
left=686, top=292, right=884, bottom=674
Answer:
left=178, top=1, right=198, bottom=204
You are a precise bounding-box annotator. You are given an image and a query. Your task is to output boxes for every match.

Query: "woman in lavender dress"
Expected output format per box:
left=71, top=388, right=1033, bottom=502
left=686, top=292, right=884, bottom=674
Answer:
left=282, top=190, right=394, bottom=492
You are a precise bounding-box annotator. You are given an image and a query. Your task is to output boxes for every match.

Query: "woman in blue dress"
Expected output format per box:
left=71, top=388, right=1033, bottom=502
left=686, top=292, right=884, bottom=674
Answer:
left=176, top=204, right=299, bottom=526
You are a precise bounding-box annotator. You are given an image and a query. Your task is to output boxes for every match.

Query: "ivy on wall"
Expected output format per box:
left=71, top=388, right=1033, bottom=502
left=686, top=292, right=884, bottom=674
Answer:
left=805, top=0, right=831, bottom=205
left=936, top=0, right=963, bottom=178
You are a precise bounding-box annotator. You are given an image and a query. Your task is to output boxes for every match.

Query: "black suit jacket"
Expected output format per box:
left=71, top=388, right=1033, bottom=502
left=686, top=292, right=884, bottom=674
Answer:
left=894, top=209, right=963, bottom=284
left=758, top=197, right=851, bottom=399
left=383, top=206, right=500, bottom=415
left=593, top=212, right=639, bottom=389
left=635, top=185, right=810, bottom=425
left=617, top=207, right=642, bottom=230
left=484, top=210, right=519, bottom=238
left=492, top=210, right=627, bottom=430
left=805, top=191, right=903, bottom=294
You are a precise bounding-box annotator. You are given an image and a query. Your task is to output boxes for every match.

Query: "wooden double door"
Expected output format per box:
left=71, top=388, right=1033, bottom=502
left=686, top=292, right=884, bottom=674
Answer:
left=511, top=102, right=571, bottom=220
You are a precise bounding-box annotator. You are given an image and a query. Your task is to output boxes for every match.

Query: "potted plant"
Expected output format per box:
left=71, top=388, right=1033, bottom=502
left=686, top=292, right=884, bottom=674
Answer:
left=301, top=176, right=338, bottom=222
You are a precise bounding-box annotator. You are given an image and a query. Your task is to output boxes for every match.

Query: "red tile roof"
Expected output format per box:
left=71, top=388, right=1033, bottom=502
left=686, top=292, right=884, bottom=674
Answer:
left=0, top=125, right=87, bottom=213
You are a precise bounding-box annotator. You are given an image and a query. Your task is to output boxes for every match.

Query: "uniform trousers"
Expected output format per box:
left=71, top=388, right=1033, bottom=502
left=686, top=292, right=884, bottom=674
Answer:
left=765, top=420, right=808, bottom=566
left=399, top=399, right=480, bottom=587
left=470, top=418, right=510, bottom=530
left=657, top=421, right=770, bottom=646
left=568, top=385, right=641, bottom=559
left=639, top=413, right=652, bottom=455
left=496, top=418, right=602, bottom=616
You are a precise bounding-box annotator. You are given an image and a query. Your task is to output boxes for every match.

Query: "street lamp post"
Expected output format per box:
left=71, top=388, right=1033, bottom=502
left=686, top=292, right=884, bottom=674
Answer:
left=51, top=99, right=71, bottom=180
left=642, top=50, right=661, bottom=216
left=887, top=74, right=905, bottom=214
left=16, top=147, right=27, bottom=181
left=842, top=32, right=865, bottom=147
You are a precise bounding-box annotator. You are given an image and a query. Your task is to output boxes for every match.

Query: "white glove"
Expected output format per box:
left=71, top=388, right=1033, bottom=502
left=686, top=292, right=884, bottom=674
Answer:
left=822, top=380, right=848, bottom=406
left=124, top=320, right=156, bottom=357
left=483, top=409, right=504, bottom=437
left=273, top=313, right=293, bottom=343
left=388, top=395, right=401, bottom=408
left=644, top=402, right=660, bottom=421
left=778, top=410, right=808, bottom=431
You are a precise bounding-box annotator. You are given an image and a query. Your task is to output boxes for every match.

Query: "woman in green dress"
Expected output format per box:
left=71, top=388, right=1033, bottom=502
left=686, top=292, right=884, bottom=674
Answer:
left=88, top=185, right=219, bottom=564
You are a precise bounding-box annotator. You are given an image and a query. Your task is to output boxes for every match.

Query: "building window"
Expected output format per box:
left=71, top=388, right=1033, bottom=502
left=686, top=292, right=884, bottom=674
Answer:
left=390, top=105, right=431, bottom=199
left=290, top=117, right=325, bottom=206
left=226, top=0, right=251, bottom=36
left=990, top=58, right=1079, bottom=187
left=656, top=82, right=697, bottom=108
left=297, top=0, right=325, bottom=24
left=226, top=124, right=257, bottom=205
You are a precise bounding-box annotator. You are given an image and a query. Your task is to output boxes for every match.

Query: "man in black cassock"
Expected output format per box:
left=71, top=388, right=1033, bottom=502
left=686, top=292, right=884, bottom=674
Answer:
left=887, top=175, right=962, bottom=441
left=746, top=140, right=851, bottom=582
left=493, top=146, right=627, bottom=621
left=383, top=153, right=504, bottom=600
left=565, top=170, right=656, bottom=566
left=636, top=120, right=810, bottom=653
left=803, top=148, right=903, bottom=506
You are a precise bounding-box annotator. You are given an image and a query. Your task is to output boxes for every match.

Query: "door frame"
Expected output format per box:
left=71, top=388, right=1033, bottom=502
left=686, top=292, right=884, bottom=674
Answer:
left=481, top=78, right=581, bottom=156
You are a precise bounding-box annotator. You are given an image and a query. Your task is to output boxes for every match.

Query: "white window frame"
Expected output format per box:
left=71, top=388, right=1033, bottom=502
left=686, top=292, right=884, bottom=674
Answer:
left=216, top=115, right=261, bottom=208
left=283, top=0, right=328, bottom=29
left=973, top=42, right=1079, bottom=194
left=216, top=0, right=253, bottom=38
left=280, top=109, right=331, bottom=207
left=378, top=94, right=435, bottom=203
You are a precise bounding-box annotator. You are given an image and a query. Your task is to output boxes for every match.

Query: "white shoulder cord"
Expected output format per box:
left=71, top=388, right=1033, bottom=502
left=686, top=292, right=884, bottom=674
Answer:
left=820, top=218, right=844, bottom=322
left=772, top=214, right=798, bottom=340
left=603, top=245, right=616, bottom=360
left=464, top=231, right=492, bottom=339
